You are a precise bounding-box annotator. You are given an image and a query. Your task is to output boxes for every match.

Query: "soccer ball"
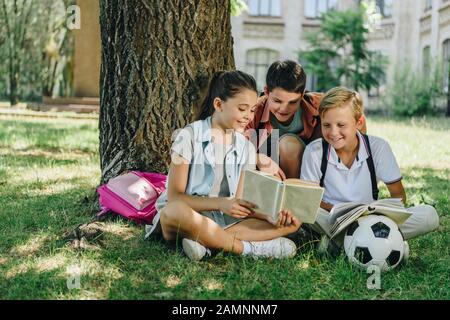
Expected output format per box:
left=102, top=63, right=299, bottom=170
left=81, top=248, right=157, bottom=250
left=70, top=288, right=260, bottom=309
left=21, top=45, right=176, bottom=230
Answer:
left=344, top=215, right=408, bottom=272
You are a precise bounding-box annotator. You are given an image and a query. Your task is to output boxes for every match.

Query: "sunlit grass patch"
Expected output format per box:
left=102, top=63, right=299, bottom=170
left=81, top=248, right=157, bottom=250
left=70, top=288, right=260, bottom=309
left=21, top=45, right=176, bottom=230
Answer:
left=10, top=234, right=50, bottom=258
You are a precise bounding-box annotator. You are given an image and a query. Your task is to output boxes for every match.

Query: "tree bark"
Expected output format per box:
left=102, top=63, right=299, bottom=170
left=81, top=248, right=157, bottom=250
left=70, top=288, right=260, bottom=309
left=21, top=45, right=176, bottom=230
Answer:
left=9, top=67, right=19, bottom=106
left=99, top=0, right=235, bottom=183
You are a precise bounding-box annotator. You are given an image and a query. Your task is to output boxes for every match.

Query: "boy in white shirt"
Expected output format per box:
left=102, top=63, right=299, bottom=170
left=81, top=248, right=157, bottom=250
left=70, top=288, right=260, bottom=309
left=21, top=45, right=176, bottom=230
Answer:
left=300, top=87, right=439, bottom=250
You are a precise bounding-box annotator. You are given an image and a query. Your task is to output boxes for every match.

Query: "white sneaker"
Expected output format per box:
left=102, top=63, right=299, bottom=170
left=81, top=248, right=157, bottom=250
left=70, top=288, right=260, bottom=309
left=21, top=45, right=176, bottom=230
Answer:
left=247, top=237, right=297, bottom=259
left=144, top=213, right=160, bottom=239
left=182, top=238, right=211, bottom=261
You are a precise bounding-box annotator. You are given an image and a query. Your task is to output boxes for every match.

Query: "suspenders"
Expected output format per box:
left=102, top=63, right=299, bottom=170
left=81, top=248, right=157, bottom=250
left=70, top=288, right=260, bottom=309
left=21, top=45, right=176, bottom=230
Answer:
left=320, top=134, right=379, bottom=201
left=319, top=139, right=329, bottom=189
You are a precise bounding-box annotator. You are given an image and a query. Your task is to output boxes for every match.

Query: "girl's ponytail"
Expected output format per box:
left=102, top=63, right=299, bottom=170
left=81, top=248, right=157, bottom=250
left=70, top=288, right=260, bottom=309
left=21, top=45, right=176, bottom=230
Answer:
left=197, top=70, right=257, bottom=121
left=198, top=71, right=225, bottom=120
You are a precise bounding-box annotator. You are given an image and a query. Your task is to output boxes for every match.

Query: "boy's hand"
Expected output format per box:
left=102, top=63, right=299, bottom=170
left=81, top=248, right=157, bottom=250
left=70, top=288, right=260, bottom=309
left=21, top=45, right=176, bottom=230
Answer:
left=257, top=154, right=286, bottom=180
left=320, top=201, right=334, bottom=212
left=219, top=198, right=257, bottom=219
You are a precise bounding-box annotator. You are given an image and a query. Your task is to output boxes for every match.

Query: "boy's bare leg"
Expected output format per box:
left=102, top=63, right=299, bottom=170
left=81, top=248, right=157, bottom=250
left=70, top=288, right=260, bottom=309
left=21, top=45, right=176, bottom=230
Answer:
left=160, top=201, right=244, bottom=254
left=279, top=135, right=305, bottom=178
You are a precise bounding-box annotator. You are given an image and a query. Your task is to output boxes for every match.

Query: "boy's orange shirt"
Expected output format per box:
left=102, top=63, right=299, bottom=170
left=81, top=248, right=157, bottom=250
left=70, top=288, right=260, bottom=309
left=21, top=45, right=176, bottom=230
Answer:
left=245, top=92, right=324, bottom=150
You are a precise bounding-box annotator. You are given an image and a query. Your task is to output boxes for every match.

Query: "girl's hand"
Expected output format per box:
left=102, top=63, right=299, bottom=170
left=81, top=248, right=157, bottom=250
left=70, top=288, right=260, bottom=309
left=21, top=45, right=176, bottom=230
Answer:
left=219, top=198, right=257, bottom=219
left=272, top=209, right=302, bottom=229
left=257, top=154, right=286, bottom=180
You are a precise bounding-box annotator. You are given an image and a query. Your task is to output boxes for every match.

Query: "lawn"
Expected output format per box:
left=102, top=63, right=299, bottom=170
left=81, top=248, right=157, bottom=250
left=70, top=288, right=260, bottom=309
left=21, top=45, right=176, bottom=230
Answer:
left=0, top=114, right=448, bottom=300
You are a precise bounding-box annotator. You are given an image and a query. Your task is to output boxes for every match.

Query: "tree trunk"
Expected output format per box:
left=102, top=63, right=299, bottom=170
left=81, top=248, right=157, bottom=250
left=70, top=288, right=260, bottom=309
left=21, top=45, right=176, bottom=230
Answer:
left=9, top=58, right=19, bottom=106
left=99, top=0, right=235, bottom=183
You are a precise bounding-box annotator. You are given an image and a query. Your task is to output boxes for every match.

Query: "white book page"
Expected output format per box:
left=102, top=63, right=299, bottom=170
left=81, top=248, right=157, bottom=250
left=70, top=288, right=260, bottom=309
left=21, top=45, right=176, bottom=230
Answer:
left=241, top=170, right=282, bottom=219
left=281, top=183, right=324, bottom=224
left=330, top=198, right=412, bottom=237
left=329, top=202, right=364, bottom=224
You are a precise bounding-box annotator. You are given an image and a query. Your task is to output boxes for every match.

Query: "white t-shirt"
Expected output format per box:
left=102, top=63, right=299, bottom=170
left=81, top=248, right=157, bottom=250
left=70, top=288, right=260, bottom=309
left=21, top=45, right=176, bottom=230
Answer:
left=209, top=143, right=233, bottom=198
left=300, top=131, right=402, bottom=205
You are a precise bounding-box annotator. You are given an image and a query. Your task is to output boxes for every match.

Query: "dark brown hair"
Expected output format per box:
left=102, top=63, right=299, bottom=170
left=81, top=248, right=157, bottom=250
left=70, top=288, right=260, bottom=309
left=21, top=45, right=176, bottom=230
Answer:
left=197, top=70, right=257, bottom=120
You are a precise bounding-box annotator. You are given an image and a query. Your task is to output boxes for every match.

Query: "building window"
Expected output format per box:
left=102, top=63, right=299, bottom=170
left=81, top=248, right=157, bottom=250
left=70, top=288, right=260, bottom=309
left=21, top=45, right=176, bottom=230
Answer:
left=247, top=0, right=281, bottom=17
left=246, top=49, right=279, bottom=91
left=357, top=0, right=392, bottom=18
left=424, top=0, right=433, bottom=11
left=423, top=46, right=431, bottom=75
left=443, top=39, right=450, bottom=93
left=376, top=0, right=393, bottom=18
left=304, top=0, right=338, bottom=19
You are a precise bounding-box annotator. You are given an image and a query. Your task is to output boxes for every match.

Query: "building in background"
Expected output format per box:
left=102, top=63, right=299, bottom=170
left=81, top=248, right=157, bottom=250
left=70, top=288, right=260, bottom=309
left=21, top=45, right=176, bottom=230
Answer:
left=70, top=0, right=450, bottom=109
left=41, top=0, right=100, bottom=112
left=231, top=0, right=450, bottom=107
left=72, top=0, right=101, bottom=99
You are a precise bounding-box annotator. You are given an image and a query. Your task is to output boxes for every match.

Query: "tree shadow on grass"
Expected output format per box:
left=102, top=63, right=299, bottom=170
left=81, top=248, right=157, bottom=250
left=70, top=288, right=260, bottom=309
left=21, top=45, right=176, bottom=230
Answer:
left=1, top=152, right=81, bottom=168
left=0, top=259, right=113, bottom=299
left=0, top=267, right=71, bottom=299
left=0, top=119, right=98, bottom=154
left=0, top=167, right=8, bottom=185
left=0, top=181, right=99, bottom=245
left=0, top=182, right=123, bottom=299
left=401, top=167, right=450, bottom=213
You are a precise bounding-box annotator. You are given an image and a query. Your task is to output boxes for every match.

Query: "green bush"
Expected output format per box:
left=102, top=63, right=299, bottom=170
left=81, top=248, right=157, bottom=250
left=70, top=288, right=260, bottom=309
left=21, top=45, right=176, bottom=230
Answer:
left=0, top=0, right=74, bottom=104
left=383, top=60, right=445, bottom=116
left=300, top=8, right=387, bottom=93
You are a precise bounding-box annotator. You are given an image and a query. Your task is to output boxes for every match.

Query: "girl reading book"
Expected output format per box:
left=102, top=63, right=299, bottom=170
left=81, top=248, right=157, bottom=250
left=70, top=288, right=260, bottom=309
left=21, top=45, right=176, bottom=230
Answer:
left=147, top=70, right=301, bottom=261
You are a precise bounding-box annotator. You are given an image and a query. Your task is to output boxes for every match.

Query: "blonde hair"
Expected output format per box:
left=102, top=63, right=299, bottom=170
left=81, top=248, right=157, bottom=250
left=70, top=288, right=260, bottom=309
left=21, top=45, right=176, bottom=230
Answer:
left=319, top=86, right=364, bottom=121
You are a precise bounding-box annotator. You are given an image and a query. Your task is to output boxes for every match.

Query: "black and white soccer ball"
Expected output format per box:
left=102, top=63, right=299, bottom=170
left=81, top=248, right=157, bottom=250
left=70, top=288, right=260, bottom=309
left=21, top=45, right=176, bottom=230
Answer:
left=344, top=215, right=409, bottom=272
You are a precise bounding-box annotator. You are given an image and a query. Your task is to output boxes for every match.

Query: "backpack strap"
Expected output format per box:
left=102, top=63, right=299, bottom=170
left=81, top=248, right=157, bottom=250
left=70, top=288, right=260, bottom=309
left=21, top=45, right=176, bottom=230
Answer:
left=320, top=139, right=329, bottom=188
left=96, top=206, right=110, bottom=218
left=320, top=135, right=379, bottom=201
left=361, top=133, right=379, bottom=200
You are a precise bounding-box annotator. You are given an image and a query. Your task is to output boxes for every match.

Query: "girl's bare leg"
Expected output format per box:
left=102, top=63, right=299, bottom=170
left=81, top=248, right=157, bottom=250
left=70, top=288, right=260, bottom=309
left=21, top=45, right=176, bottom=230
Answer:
left=159, top=201, right=244, bottom=254
left=225, top=218, right=300, bottom=242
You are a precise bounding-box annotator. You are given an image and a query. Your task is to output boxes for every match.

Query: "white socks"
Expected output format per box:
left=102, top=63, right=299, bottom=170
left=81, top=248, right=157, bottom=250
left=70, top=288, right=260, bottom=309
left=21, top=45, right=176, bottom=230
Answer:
left=242, top=241, right=252, bottom=255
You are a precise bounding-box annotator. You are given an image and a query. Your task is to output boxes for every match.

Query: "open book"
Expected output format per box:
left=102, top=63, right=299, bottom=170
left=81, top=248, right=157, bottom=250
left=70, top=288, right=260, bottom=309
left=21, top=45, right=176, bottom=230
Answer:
left=238, top=169, right=324, bottom=224
left=328, top=198, right=412, bottom=238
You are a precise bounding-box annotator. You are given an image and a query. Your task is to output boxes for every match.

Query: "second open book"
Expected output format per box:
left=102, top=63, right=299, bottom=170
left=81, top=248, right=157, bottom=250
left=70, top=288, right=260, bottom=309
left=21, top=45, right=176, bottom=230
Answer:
left=237, top=169, right=324, bottom=224
left=327, top=198, right=412, bottom=238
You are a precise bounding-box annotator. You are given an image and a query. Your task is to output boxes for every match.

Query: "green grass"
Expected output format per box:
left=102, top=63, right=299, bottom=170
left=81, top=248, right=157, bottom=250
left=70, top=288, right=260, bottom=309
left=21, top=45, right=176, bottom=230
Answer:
left=0, top=115, right=448, bottom=300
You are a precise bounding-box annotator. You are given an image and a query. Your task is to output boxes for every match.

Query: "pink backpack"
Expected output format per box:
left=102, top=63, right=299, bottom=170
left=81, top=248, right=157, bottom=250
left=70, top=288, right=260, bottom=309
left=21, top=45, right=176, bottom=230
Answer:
left=97, top=171, right=167, bottom=224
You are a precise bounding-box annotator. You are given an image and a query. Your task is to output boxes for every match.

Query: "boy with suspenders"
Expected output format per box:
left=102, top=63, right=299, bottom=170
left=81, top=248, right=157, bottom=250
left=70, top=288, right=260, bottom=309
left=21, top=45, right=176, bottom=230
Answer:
left=301, top=87, right=439, bottom=250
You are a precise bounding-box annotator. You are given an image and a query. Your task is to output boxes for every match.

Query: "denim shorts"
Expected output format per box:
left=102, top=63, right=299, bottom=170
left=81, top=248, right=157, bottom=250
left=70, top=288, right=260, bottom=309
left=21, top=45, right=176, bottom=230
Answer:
left=144, top=209, right=242, bottom=239
left=200, top=210, right=242, bottom=229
